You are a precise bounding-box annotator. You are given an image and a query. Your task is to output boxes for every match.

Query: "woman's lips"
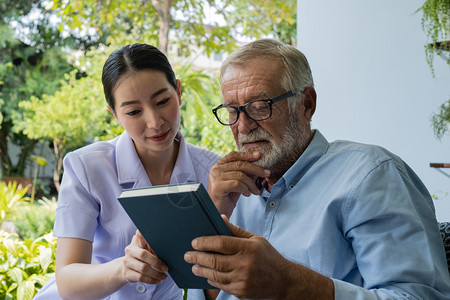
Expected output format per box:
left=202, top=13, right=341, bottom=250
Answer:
left=149, top=129, right=170, bottom=142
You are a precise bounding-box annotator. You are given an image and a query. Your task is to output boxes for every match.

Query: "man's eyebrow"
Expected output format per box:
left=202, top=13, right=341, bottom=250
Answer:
left=224, top=92, right=269, bottom=106
left=119, top=88, right=170, bottom=107
left=249, top=92, right=268, bottom=101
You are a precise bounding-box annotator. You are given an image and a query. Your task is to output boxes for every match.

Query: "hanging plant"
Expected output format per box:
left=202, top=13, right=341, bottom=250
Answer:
left=417, top=0, right=450, bottom=75
left=417, top=0, right=450, bottom=140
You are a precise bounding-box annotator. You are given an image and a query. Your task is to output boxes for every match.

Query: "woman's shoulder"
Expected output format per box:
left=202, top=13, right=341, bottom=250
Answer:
left=64, top=136, right=120, bottom=165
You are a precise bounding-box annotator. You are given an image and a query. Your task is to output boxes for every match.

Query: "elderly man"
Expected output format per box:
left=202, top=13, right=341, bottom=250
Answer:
left=185, top=39, right=450, bottom=299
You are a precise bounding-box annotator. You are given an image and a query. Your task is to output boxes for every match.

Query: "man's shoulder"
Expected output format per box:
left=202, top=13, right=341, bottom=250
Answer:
left=327, top=139, right=397, bottom=162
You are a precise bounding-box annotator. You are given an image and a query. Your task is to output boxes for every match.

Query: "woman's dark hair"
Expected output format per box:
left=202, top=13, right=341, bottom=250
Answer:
left=102, top=43, right=177, bottom=112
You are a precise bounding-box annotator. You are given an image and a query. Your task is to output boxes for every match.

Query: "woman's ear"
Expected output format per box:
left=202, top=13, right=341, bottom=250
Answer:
left=301, top=87, right=317, bottom=121
left=108, top=106, right=121, bottom=125
left=176, top=79, right=182, bottom=106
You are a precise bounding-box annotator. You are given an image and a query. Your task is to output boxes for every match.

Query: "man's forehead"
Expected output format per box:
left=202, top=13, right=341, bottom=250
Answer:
left=221, top=59, right=284, bottom=103
left=221, top=85, right=271, bottom=105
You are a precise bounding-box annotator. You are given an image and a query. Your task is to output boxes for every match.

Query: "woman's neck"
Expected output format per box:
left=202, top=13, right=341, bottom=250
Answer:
left=136, top=140, right=180, bottom=186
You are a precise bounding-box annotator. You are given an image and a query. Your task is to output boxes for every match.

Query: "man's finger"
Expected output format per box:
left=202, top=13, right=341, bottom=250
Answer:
left=212, top=161, right=269, bottom=179
left=222, top=215, right=253, bottom=239
left=218, top=151, right=262, bottom=165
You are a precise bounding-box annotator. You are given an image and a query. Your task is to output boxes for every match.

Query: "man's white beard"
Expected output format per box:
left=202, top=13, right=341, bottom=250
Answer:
left=238, top=114, right=311, bottom=175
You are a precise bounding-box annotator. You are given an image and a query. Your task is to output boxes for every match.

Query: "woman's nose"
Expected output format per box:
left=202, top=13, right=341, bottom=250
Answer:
left=145, top=110, right=164, bottom=129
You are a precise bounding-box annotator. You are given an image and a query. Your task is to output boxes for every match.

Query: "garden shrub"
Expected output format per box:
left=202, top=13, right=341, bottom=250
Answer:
left=0, top=230, right=57, bottom=300
left=13, top=197, right=57, bottom=241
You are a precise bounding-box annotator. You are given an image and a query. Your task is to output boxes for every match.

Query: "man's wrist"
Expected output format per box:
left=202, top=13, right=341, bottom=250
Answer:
left=280, top=260, right=334, bottom=300
left=204, top=288, right=220, bottom=300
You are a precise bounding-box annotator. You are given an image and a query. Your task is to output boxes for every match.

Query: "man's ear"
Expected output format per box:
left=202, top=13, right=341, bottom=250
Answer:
left=301, top=87, right=317, bottom=121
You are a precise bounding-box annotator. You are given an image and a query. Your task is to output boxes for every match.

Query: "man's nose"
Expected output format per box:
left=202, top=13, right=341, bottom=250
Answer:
left=236, top=112, right=258, bottom=134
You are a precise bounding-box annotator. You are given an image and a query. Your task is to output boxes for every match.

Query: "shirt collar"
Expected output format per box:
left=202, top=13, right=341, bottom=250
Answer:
left=116, top=131, right=146, bottom=187
left=169, top=132, right=198, bottom=184
left=115, top=131, right=198, bottom=188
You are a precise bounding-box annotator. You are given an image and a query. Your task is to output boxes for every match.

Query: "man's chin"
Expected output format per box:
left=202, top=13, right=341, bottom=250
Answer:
left=251, top=155, right=277, bottom=170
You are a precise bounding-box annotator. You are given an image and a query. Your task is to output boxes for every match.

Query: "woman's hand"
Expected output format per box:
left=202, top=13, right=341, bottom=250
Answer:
left=122, top=230, right=169, bottom=284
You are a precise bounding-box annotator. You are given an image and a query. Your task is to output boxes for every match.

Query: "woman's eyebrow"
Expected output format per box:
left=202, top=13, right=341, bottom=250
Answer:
left=151, top=88, right=169, bottom=98
left=120, top=100, right=140, bottom=107
left=119, top=88, right=170, bottom=107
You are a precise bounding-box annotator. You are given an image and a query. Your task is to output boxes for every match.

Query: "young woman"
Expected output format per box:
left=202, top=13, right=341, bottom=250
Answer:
left=34, top=43, right=220, bottom=299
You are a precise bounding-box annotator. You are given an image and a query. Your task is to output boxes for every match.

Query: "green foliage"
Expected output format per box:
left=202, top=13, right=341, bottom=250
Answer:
left=52, top=0, right=158, bottom=46
left=14, top=46, right=118, bottom=190
left=12, top=197, right=57, bottom=241
left=16, top=69, right=107, bottom=148
left=0, top=23, right=74, bottom=176
left=0, top=230, right=57, bottom=300
left=0, top=0, right=103, bottom=178
left=0, top=98, right=3, bottom=129
left=224, top=0, right=297, bottom=45
left=175, top=60, right=235, bottom=155
left=51, top=0, right=297, bottom=56
left=0, top=181, right=30, bottom=222
left=417, top=0, right=450, bottom=74
left=30, top=156, right=47, bottom=202
left=431, top=99, right=450, bottom=139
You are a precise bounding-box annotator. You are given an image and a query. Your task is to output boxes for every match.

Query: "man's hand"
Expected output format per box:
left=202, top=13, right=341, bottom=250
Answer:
left=208, top=151, right=270, bottom=217
left=122, top=230, right=169, bottom=284
left=184, top=217, right=293, bottom=300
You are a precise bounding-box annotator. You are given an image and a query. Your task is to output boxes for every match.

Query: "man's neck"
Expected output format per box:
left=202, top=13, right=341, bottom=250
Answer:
left=265, top=130, right=315, bottom=192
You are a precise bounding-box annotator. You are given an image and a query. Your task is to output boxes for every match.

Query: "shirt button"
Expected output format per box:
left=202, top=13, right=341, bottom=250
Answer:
left=136, top=283, right=146, bottom=294
left=269, top=201, right=276, bottom=207
left=289, top=184, right=294, bottom=190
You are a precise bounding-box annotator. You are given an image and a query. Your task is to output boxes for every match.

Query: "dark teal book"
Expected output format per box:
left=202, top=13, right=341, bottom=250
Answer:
left=118, top=182, right=232, bottom=289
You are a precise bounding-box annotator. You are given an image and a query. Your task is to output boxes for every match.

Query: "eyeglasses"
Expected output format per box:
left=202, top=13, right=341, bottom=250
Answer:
left=212, top=91, right=296, bottom=126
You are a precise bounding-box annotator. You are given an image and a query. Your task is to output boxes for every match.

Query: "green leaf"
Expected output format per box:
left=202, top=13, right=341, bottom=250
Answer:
left=32, top=274, right=53, bottom=286
left=7, top=267, right=23, bottom=284
left=6, top=281, right=17, bottom=293
left=17, top=280, right=35, bottom=300
left=30, top=156, right=48, bottom=166
left=38, top=247, right=53, bottom=273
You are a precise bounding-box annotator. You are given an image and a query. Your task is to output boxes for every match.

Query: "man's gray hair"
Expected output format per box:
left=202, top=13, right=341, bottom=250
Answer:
left=220, top=38, right=314, bottom=112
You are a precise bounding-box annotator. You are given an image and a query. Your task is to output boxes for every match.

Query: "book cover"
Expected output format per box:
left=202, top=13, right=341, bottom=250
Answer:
left=118, top=182, right=231, bottom=289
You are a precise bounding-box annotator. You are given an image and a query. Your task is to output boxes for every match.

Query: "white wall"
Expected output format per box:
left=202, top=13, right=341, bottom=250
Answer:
left=297, top=0, right=450, bottom=221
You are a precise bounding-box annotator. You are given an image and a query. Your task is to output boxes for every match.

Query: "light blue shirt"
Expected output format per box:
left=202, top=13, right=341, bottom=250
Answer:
left=189, top=130, right=450, bottom=300
left=34, top=131, right=220, bottom=300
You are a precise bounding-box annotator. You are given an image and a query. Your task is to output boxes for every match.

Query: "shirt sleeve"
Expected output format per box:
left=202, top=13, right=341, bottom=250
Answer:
left=53, top=152, right=100, bottom=242
left=187, top=289, right=206, bottom=300
left=337, top=158, right=450, bottom=299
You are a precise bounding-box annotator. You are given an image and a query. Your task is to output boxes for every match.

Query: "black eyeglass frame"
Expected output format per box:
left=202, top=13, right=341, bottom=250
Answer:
left=212, top=91, right=296, bottom=126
